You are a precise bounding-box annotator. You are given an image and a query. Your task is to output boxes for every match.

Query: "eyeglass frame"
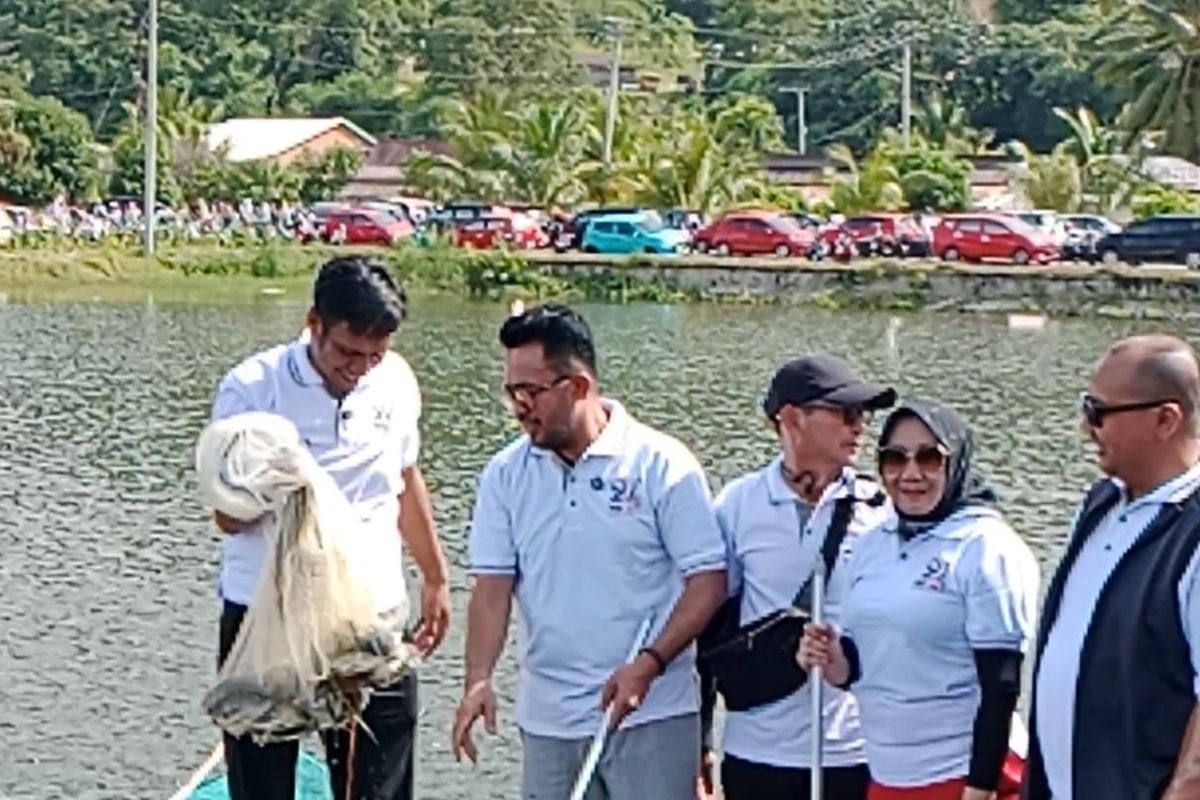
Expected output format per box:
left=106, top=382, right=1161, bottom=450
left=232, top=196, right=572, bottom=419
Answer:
left=1080, top=392, right=1179, bottom=428
left=502, top=374, right=574, bottom=407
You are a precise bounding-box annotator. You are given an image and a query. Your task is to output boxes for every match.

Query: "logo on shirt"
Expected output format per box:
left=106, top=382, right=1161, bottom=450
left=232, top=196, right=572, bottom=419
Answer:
left=607, top=477, right=641, bottom=513
left=372, top=405, right=392, bottom=432
left=915, top=557, right=950, bottom=592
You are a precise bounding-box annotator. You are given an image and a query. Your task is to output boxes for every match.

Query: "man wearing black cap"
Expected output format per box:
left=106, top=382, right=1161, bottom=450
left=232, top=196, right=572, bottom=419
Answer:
left=699, top=355, right=895, bottom=800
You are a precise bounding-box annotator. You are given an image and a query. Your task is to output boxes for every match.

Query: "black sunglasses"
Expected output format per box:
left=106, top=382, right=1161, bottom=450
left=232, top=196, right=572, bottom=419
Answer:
left=802, top=403, right=871, bottom=425
left=502, top=374, right=573, bottom=407
left=878, top=443, right=950, bottom=475
left=1080, top=393, right=1177, bottom=428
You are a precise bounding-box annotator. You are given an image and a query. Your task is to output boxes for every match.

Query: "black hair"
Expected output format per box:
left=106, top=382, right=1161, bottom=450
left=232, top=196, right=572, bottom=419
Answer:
left=498, top=303, right=597, bottom=376
left=312, top=256, right=407, bottom=336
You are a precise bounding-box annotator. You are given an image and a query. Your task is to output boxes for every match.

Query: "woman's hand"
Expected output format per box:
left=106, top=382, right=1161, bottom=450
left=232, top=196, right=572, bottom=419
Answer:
left=961, top=787, right=994, bottom=800
left=797, top=622, right=850, bottom=687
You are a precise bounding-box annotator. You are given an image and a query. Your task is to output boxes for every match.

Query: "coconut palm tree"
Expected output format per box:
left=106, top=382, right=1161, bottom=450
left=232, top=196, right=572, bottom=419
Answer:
left=1010, top=141, right=1083, bottom=212
left=913, top=91, right=994, bottom=154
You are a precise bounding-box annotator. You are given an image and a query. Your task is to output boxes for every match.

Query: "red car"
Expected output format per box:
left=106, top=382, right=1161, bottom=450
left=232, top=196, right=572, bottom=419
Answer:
left=933, top=214, right=1058, bottom=265
left=822, top=214, right=931, bottom=257
left=694, top=212, right=814, bottom=257
left=454, top=213, right=546, bottom=250
left=323, top=209, right=412, bottom=245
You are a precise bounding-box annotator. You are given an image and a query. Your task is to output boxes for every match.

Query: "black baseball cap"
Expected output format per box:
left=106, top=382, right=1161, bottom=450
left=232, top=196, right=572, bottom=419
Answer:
left=763, top=355, right=897, bottom=418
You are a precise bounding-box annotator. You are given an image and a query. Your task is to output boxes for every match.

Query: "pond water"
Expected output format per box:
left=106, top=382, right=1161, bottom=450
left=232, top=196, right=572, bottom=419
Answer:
left=0, top=289, right=1175, bottom=799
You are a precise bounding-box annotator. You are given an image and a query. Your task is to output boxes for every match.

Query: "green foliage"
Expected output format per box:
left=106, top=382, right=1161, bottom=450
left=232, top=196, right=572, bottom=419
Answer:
left=1133, top=183, right=1200, bottom=216
left=891, top=147, right=972, bottom=211
left=0, top=94, right=101, bottom=203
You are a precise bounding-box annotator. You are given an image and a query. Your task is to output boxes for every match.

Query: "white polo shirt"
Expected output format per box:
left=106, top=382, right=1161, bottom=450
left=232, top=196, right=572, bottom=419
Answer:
left=715, top=461, right=887, bottom=768
left=210, top=335, right=421, bottom=617
left=468, top=399, right=726, bottom=739
left=842, top=506, right=1040, bottom=787
left=1035, top=463, right=1200, bottom=799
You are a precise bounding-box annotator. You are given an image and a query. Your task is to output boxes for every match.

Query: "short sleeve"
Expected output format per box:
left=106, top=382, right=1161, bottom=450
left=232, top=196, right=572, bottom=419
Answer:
left=714, top=487, right=743, bottom=597
left=653, top=447, right=726, bottom=577
left=1177, top=546, right=1200, bottom=697
left=467, top=458, right=517, bottom=576
left=963, top=523, right=1041, bottom=652
left=391, top=358, right=422, bottom=470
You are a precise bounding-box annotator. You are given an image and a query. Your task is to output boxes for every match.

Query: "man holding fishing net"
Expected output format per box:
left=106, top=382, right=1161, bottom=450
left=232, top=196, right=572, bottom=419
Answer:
left=452, top=303, right=728, bottom=799
left=204, top=255, right=451, bottom=800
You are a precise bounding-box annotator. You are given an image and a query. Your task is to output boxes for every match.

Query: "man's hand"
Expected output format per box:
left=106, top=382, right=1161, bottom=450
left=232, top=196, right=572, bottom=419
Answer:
left=600, top=652, right=659, bottom=730
left=212, top=510, right=262, bottom=535
left=697, top=746, right=717, bottom=799
left=414, top=579, right=451, bottom=656
left=962, top=788, right=994, bottom=800
left=452, top=679, right=498, bottom=764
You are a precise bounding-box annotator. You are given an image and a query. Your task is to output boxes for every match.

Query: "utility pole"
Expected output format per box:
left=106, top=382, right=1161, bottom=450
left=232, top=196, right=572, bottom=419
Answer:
left=602, top=18, right=623, bottom=168
left=143, top=0, right=158, bottom=255
left=781, top=87, right=808, bottom=155
left=901, top=42, right=912, bottom=149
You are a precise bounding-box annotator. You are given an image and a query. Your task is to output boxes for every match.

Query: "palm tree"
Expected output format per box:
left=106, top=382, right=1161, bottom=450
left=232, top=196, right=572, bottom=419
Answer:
left=1096, top=0, right=1200, bottom=160
left=826, top=143, right=904, bottom=213
left=1052, top=106, right=1147, bottom=213
left=913, top=92, right=994, bottom=154
left=1010, top=141, right=1083, bottom=212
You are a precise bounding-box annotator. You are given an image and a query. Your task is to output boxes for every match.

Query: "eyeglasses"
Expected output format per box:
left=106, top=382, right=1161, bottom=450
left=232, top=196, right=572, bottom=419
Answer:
left=1080, top=393, right=1177, bottom=428
left=502, top=374, right=572, bottom=407
left=878, top=443, right=950, bottom=476
left=802, top=403, right=871, bottom=425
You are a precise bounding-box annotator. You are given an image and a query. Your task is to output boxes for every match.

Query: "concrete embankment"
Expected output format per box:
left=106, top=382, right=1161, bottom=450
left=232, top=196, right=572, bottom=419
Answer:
left=524, top=252, right=1200, bottom=318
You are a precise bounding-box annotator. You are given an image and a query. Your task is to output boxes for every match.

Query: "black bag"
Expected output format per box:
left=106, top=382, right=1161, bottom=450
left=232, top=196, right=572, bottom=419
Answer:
left=697, top=494, right=856, bottom=712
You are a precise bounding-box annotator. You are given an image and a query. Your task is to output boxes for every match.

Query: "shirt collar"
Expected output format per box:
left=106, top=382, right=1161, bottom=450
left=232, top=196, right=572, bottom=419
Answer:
left=1118, top=460, right=1200, bottom=511
left=764, top=457, right=855, bottom=507
left=529, top=398, right=631, bottom=461
left=882, top=504, right=1003, bottom=540
left=286, top=335, right=325, bottom=387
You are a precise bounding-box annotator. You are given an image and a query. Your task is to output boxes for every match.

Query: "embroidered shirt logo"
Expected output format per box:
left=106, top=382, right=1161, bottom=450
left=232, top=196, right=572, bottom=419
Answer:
left=915, top=557, right=950, bottom=592
left=373, top=405, right=393, bottom=432
left=607, top=478, right=641, bottom=513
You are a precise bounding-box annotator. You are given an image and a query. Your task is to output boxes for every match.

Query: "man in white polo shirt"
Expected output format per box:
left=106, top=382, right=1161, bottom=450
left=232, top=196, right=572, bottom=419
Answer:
left=451, top=303, right=727, bottom=799
left=699, top=355, right=894, bottom=800
left=1026, top=334, right=1200, bottom=800
left=209, top=256, right=451, bottom=800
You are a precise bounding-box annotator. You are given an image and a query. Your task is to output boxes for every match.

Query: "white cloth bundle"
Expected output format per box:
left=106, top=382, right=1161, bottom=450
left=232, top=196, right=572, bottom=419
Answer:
left=195, top=411, right=416, bottom=743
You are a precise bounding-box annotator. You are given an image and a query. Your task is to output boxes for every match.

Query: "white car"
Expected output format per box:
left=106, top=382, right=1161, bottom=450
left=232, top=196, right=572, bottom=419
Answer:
left=0, top=206, right=12, bottom=244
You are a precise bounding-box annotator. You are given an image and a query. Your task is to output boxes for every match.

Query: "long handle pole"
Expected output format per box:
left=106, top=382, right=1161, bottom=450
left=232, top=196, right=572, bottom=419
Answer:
left=570, top=615, right=654, bottom=800
left=143, top=0, right=158, bottom=255
left=810, top=561, right=826, bottom=799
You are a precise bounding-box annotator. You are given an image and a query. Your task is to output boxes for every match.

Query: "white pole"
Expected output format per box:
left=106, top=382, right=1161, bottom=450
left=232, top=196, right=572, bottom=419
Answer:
left=602, top=20, right=623, bottom=168
left=901, top=42, right=912, bottom=150
left=810, top=562, right=826, bottom=799
left=570, top=615, right=654, bottom=800
left=143, top=0, right=158, bottom=255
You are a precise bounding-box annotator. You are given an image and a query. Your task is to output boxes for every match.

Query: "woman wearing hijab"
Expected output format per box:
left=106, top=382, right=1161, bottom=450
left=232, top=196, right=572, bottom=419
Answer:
left=799, top=399, right=1040, bottom=800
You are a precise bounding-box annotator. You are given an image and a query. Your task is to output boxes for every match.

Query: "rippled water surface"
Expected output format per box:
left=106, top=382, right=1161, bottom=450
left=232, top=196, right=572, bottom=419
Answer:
left=0, top=291, right=1182, bottom=799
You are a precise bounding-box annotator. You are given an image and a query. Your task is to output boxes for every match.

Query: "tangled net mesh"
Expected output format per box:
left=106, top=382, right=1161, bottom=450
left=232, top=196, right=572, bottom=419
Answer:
left=195, top=412, right=417, bottom=744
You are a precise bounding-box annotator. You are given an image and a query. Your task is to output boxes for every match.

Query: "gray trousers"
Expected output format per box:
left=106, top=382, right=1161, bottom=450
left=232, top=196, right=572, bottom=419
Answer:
left=520, top=712, right=700, bottom=800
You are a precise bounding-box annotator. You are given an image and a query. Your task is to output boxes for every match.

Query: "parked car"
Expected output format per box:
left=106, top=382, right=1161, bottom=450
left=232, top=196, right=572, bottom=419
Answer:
left=580, top=212, right=691, bottom=254
left=1005, top=210, right=1069, bottom=247
left=557, top=206, right=648, bottom=251
left=455, top=213, right=547, bottom=250
left=693, top=211, right=814, bottom=257
left=933, top=214, right=1059, bottom=264
left=1094, top=215, right=1200, bottom=267
left=323, top=209, right=413, bottom=245
left=1061, top=214, right=1122, bottom=261
left=0, top=206, right=12, bottom=245
left=821, top=213, right=930, bottom=257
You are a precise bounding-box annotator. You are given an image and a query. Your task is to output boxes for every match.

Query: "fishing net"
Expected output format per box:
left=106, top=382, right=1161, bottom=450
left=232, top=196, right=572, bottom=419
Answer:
left=195, top=411, right=417, bottom=744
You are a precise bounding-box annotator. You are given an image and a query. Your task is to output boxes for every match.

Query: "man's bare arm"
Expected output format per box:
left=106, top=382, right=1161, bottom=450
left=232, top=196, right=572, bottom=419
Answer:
left=212, top=510, right=260, bottom=534
left=398, top=465, right=451, bottom=653
left=464, top=575, right=515, bottom=685
left=1165, top=706, right=1200, bottom=799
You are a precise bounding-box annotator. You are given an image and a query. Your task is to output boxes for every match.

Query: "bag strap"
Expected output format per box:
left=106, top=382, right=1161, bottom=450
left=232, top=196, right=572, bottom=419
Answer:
left=790, top=493, right=858, bottom=609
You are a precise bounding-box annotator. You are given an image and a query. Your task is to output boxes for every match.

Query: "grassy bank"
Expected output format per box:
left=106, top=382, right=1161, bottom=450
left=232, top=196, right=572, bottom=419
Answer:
left=5, top=243, right=1200, bottom=315
left=0, top=243, right=699, bottom=304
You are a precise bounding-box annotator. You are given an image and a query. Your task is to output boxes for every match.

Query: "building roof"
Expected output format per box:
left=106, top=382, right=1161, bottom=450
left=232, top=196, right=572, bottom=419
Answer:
left=205, top=117, right=377, bottom=162
left=365, top=137, right=454, bottom=167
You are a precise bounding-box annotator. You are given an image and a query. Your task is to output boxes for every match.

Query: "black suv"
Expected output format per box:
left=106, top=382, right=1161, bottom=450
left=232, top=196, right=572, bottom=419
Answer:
left=1095, top=215, right=1200, bottom=267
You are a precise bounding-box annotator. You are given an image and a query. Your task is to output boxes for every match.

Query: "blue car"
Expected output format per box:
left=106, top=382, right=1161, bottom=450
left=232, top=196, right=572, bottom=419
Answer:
left=580, top=213, right=691, bottom=255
